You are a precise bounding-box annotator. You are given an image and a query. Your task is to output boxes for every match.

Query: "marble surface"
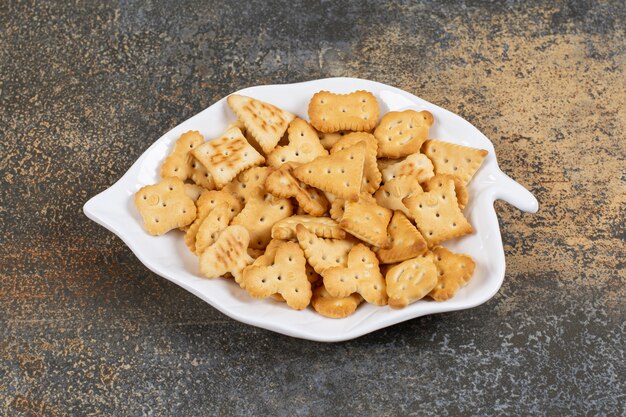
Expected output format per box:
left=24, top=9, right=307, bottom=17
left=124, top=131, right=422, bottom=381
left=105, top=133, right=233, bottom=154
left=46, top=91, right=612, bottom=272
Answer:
left=1, top=1, right=624, bottom=415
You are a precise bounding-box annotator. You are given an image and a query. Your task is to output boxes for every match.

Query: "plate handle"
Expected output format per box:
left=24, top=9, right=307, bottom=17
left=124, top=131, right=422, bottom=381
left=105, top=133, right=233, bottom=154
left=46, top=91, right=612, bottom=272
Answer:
left=492, top=171, right=539, bottom=213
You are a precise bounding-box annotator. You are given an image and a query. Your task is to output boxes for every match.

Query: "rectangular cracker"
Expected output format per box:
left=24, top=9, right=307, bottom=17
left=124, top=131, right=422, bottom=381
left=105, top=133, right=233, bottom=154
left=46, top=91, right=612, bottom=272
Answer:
left=308, top=91, right=380, bottom=133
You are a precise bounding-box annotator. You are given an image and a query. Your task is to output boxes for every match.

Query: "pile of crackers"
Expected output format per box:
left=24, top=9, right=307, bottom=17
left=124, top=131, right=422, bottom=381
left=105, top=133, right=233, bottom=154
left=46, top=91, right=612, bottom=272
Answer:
left=134, top=91, right=488, bottom=318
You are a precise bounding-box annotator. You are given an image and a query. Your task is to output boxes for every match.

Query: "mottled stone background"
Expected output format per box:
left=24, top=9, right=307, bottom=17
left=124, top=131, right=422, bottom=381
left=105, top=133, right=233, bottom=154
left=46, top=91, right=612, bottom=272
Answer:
left=1, top=0, right=624, bottom=416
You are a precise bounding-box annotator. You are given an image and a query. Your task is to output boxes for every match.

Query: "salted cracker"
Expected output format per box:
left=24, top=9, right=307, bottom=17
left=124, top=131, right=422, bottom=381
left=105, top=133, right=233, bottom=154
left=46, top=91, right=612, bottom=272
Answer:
left=231, top=194, right=293, bottom=249
left=381, top=153, right=434, bottom=183
left=311, top=286, right=363, bottom=319
left=331, top=132, right=381, bottom=193
left=192, top=126, right=265, bottom=189
left=227, top=94, right=296, bottom=154
left=296, top=224, right=355, bottom=275
left=160, top=131, right=204, bottom=181
left=265, top=163, right=328, bottom=216
left=266, top=118, right=328, bottom=167
left=135, top=178, right=196, bottom=236
left=308, top=90, right=380, bottom=133
left=422, top=139, right=488, bottom=185
left=385, top=253, right=438, bottom=308
left=293, top=141, right=366, bottom=202
left=422, top=174, right=468, bottom=210
left=376, top=211, right=427, bottom=264
left=322, top=244, right=387, bottom=306
left=373, top=110, right=434, bottom=158
left=428, top=246, right=476, bottom=301
left=222, top=166, right=274, bottom=205
left=403, top=179, right=472, bottom=247
left=340, top=194, right=392, bottom=248
left=198, top=225, right=254, bottom=282
left=374, top=176, right=422, bottom=219
left=271, top=215, right=346, bottom=240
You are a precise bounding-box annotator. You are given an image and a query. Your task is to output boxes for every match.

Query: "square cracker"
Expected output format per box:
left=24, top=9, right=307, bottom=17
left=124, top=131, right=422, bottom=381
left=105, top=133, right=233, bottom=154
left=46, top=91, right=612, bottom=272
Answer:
left=267, top=118, right=328, bottom=167
left=135, top=178, right=196, bottom=236
left=422, top=139, right=488, bottom=185
left=308, top=91, right=380, bottom=133
left=374, top=110, right=433, bottom=158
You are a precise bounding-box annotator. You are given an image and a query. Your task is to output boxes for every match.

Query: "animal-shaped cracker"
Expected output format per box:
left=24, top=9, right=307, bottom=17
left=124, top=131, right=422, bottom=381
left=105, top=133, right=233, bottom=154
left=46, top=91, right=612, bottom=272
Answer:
left=322, top=244, right=387, bottom=306
left=296, top=224, right=355, bottom=274
left=381, top=153, right=434, bottom=183
left=293, top=142, right=366, bottom=202
left=242, top=241, right=312, bottom=310
left=340, top=194, right=392, bottom=248
left=231, top=194, right=293, bottom=249
left=403, top=179, right=472, bottom=246
left=135, top=178, right=196, bottom=235
left=311, top=286, right=364, bottom=319
left=199, top=225, right=254, bottom=282
left=329, top=198, right=345, bottom=221
left=308, top=91, right=380, bottom=133
left=377, top=211, right=427, bottom=264
left=271, top=215, right=345, bottom=240
left=266, top=118, right=328, bottom=167
left=227, top=94, right=296, bottom=154
left=331, top=132, right=381, bottom=193
left=192, top=126, right=265, bottom=188
left=422, top=139, right=488, bottom=185
left=374, top=110, right=434, bottom=158
left=160, top=131, right=204, bottom=181
left=422, top=174, right=468, bottom=209
left=195, top=203, right=232, bottom=254
left=374, top=176, right=422, bottom=219
left=222, top=166, right=274, bottom=205
left=428, top=246, right=476, bottom=301
left=385, top=253, right=438, bottom=308
left=265, top=163, right=328, bottom=216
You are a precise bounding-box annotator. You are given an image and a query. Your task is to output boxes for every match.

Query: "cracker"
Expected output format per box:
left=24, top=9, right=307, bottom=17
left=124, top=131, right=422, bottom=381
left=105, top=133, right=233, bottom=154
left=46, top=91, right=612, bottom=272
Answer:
left=190, top=157, right=216, bottom=190
left=266, top=118, right=328, bottom=167
left=377, top=211, right=427, bottom=264
left=331, top=132, right=381, bottom=193
left=322, top=244, right=387, bottom=306
left=385, top=253, right=438, bottom=308
left=160, top=131, right=204, bottom=181
left=247, top=248, right=265, bottom=259
left=183, top=183, right=204, bottom=202
left=296, top=224, right=355, bottom=274
left=293, top=141, right=366, bottom=202
left=374, top=176, right=422, bottom=219
left=265, top=162, right=328, bottom=216
left=242, top=241, right=312, bottom=310
left=340, top=194, right=392, bottom=248
left=227, top=94, right=296, bottom=154
left=377, top=157, right=400, bottom=173
left=311, top=286, right=363, bottom=319
left=195, top=203, right=232, bottom=254
left=198, top=225, right=254, bottom=282
left=222, top=166, right=274, bottom=205
left=271, top=215, right=346, bottom=240
left=422, top=139, right=488, bottom=185
left=329, top=198, right=345, bottom=221
left=373, top=110, right=433, bottom=158
left=428, top=246, right=476, bottom=301
left=319, top=131, right=349, bottom=150
left=192, top=126, right=265, bottom=189
left=231, top=194, right=293, bottom=249
left=403, top=179, right=472, bottom=246
left=381, top=153, right=434, bottom=183
left=422, top=174, right=468, bottom=209
left=135, top=178, right=196, bottom=236
left=228, top=119, right=265, bottom=156
left=308, top=90, right=380, bottom=133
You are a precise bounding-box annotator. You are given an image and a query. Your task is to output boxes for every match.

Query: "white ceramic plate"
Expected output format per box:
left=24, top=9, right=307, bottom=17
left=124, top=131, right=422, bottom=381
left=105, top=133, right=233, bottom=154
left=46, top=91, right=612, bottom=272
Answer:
left=84, top=77, right=538, bottom=342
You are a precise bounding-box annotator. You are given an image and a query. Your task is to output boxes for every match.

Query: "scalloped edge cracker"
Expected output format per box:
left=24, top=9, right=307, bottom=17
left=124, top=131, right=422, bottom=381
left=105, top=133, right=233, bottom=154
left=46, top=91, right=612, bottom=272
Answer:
left=296, top=224, right=355, bottom=275
left=331, top=132, right=381, bottom=193
left=311, top=286, right=363, bottom=319
left=199, top=225, right=254, bottom=282
left=381, top=153, right=434, bottom=183
left=340, top=194, right=392, bottom=248
left=422, top=174, right=468, bottom=210
left=385, top=253, right=438, bottom=308
left=231, top=194, right=293, bottom=249
left=377, top=211, right=427, bottom=264
left=265, top=162, right=328, bottom=216
left=308, top=91, right=380, bottom=133
left=160, top=131, right=205, bottom=181
left=428, top=246, right=476, bottom=301
left=422, top=139, right=488, bottom=185
left=135, top=178, right=196, bottom=236
left=374, top=110, right=433, bottom=158
left=271, top=215, right=345, bottom=240
left=267, top=118, right=328, bottom=167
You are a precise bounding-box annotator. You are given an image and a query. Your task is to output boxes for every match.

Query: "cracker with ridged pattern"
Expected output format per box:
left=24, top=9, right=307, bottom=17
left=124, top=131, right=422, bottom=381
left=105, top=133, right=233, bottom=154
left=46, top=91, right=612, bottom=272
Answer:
left=227, top=94, right=296, bottom=154
left=340, top=194, right=392, bottom=248
left=296, top=224, right=355, bottom=275
left=322, top=244, right=387, bottom=306
left=267, top=118, right=328, bottom=167
left=428, top=246, right=476, bottom=301
left=192, top=127, right=265, bottom=188
left=403, top=180, right=472, bottom=246
left=331, top=132, right=381, bottom=193
left=377, top=211, right=427, bottom=264
left=135, top=178, right=196, bottom=236
left=385, top=253, right=438, bottom=308
left=374, top=176, right=422, bottom=219
left=422, top=139, right=488, bottom=185
left=195, top=203, right=232, bottom=255
left=242, top=241, right=312, bottom=310
left=374, top=110, right=434, bottom=158
left=265, top=163, right=328, bottom=216
left=311, top=286, right=363, bottom=319
left=422, top=174, right=468, bottom=209
left=160, top=131, right=204, bottom=181
left=231, top=194, right=293, bottom=249
left=308, top=91, right=380, bottom=133
left=271, top=215, right=345, bottom=240
left=222, top=166, right=274, bottom=205
left=199, top=225, right=254, bottom=282
left=293, top=142, right=366, bottom=202
left=381, top=153, right=434, bottom=183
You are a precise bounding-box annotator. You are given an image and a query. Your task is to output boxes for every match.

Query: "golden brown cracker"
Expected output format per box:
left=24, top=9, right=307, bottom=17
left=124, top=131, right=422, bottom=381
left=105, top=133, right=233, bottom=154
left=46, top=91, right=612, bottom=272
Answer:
left=231, top=194, right=293, bottom=249
left=295, top=224, right=355, bottom=275
left=319, top=131, right=349, bottom=150
left=374, top=110, right=433, bottom=158
left=192, top=126, right=265, bottom=188
left=227, top=94, right=296, bottom=154
left=271, top=215, right=346, bottom=240
left=422, top=174, right=468, bottom=210
left=195, top=203, right=232, bottom=254
left=183, top=184, right=204, bottom=202
left=422, top=139, right=488, bottom=185
left=331, top=132, right=381, bottom=193
left=160, top=131, right=204, bottom=181
left=428, top=246, right=476, bottom=301
left=198, top=225, right=254, bottom=282
left=376, top=211, right=428, bottom=264
left=308, top=90, right=380, bottom=133
left=293, top=141, right=366, bottom=202
left=374, top=176, right=422, bottom=219
left=311, top=286, right=363, bottom=319
left=340, top=194, right=392, bottom=248
left=135, top=178, right=196, bottom=236
left=222, top=166, right=274, bottom=205
left=403, top=179, right=473, bottom=247
left=329, top=198, right=345, bottom=221
left=381, top=153, right=434, bottom=183
left=265, top=163, right=329, bottom=216
left=385, top=254, right=438, bottom=308
left=266, top=118, right=328, bottom=167
left=190, top=157, right=216, bottom=190
left=322, top=244, right=388, bottom=306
